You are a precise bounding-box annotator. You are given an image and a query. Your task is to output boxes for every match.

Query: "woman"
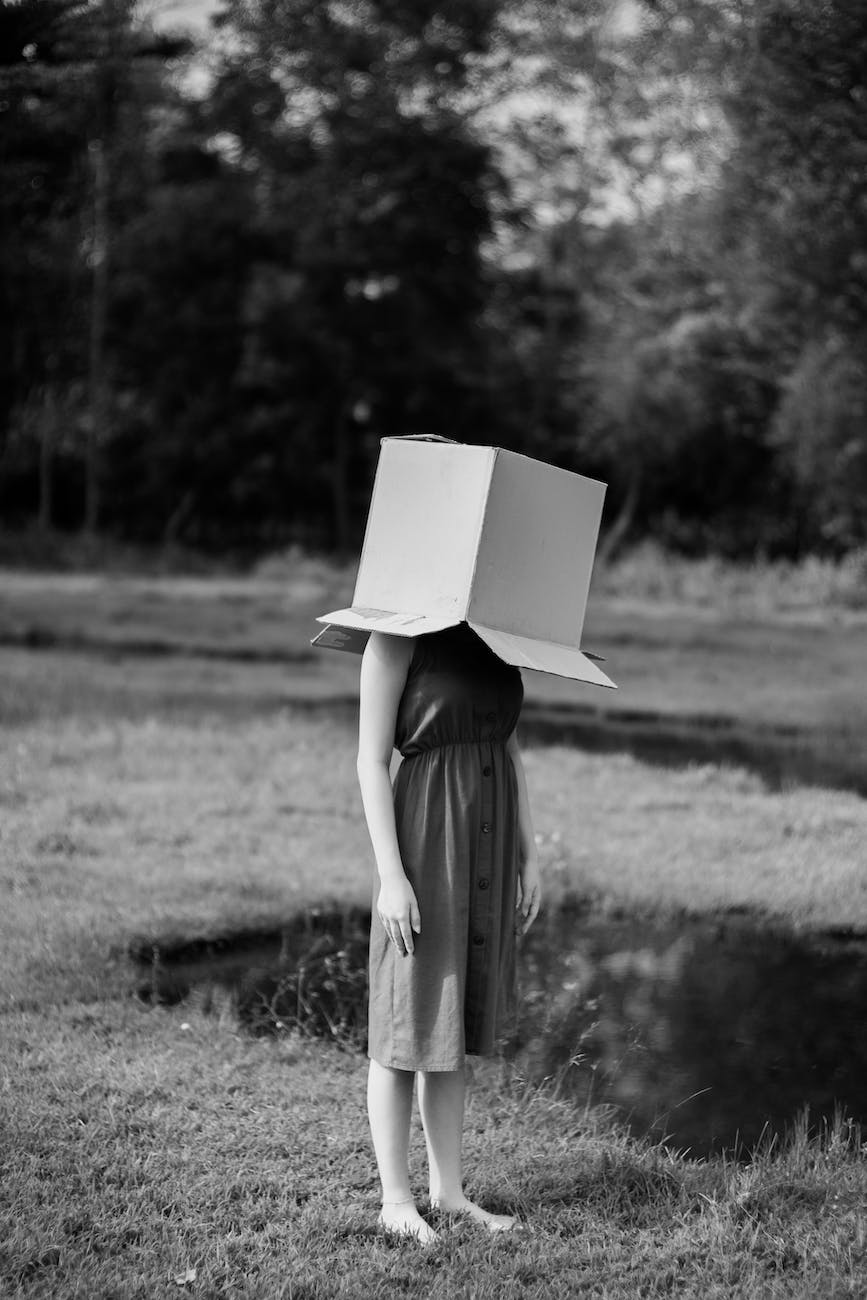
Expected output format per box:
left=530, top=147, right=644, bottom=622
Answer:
left=356, top=622, right=541, bottom=1244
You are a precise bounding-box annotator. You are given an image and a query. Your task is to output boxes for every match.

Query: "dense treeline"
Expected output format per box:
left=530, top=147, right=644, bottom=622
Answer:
left=1, top=0, right=865, bottom=555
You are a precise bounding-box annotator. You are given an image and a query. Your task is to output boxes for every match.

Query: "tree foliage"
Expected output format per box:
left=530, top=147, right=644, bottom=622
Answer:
left=572, top=0, right=867, bottom=554
left=1, top=0, right=865, bottom=555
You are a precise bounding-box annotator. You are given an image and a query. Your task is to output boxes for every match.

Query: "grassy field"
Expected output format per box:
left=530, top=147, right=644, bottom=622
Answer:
left=6, top=996, right=867, bottom=1299
left=1, top=547, right=865, bottom=735
left=2, top=555, right=867, bottom=1296
left=3, top=700, right=867, bottom=1018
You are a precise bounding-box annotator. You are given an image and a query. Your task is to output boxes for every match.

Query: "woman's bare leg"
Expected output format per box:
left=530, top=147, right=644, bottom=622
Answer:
left=367, top=1060, right=437, bottom=1243
left=417, top=1068, right=516, bottom=1232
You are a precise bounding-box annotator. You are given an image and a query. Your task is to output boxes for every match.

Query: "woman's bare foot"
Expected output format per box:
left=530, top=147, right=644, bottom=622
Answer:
left=431, top=1196, right=517, bottom=1233
left=377, top=1200, right=438, bottom=1245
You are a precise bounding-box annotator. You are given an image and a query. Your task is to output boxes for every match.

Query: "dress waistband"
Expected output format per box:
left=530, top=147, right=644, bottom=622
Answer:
left=399, top=738, right=512, bottom=760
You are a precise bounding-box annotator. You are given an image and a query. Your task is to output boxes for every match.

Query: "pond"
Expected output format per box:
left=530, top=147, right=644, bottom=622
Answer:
left=516, top=902, right=867, bottom=1156
left=135, top=901, right=867, bottom=1158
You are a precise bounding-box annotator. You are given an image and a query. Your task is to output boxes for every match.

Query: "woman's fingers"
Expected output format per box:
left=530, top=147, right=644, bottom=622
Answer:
left=380, top=910, right=417, bottom=956
left=518, top=883, right=541, bottom=935
left=377, top=880, right=420, bottom=956
left=397, top=917, right=414, bottom=956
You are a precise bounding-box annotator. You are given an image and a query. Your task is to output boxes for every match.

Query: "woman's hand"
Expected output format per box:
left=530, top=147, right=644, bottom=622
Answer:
left=516, top=852, right=541, bottom=936
left=506, top=731, right=541, bottom=938
left=377, top=873, right=421, bottom=957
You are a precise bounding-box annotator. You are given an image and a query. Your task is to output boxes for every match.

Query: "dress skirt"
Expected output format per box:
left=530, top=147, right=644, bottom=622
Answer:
left=367, top=624, right=524, bottom=1071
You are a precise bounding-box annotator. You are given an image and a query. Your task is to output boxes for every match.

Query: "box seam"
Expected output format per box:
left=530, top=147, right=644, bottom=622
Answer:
left=464, top=446, right=498, bottom=622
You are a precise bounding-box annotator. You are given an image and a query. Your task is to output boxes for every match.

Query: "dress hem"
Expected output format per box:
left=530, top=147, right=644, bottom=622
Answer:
left=367, top=1048, right=494, bottom=1072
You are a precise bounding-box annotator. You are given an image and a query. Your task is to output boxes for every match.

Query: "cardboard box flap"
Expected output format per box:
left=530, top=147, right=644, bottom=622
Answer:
left=468, top=623, right=617, bottom=689
left=315, top=606, right=459, bottom=639
left=468, top=449, right=605, bottom=647
left=311, top=624, right=371, bottom=654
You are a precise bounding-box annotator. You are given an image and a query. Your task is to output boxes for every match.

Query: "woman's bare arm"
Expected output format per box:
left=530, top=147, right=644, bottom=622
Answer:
left=507, top=729, right=541, bottom=935
left=356, top=631, right=419, bottom=956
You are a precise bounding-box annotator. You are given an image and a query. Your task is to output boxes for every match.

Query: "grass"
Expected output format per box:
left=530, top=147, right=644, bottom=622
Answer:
left=596, top=540, right=867, bottom=614
left=2, top=702, right=866, bottom=1016
left=4, top=997, right=867, bottom=1298
left=5, top=530, right=864, bottom=611
left=524, top=748, right=867, bottom=931
left=1, top=549, right=865, bottom=743
left=3, top=559, right=867, bottom=1296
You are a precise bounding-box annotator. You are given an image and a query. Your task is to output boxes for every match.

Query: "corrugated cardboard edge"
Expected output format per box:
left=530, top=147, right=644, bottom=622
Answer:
left=312, top=613, right=616, bottom=687
left=469, top=622, right=617, bottom=688
left=311, top=624, right=371, bottom=653
left=313, top=607, right=459, bottom=641
left=349, top=442, right=389, bottom=610
left=464, top=444, right=499, bottom=619
left=383, top=434, right=459, bottom=445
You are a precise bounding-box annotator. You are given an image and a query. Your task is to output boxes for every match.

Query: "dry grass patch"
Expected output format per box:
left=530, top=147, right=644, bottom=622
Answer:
left=2, top=1000, right=866, bottom=1299
left=0, top=710, right=368, bottom=1007
left=526, top=748, right=867, bottom=929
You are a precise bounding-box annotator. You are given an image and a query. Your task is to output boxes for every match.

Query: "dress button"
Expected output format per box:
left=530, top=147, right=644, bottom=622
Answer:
left=482, top=766, right=492, bottom=777
left=481, top=822, right=491, bottom=834
left=478, top=878, right=490, bottom=891
left=473, top=935, right=485, bottom=946
left=486, top=711, right=496, bottom=723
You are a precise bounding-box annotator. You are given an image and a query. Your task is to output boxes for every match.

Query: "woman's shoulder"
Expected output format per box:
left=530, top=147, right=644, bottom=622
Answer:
left=364, top=631, right=416, bottom=673
left=363, top=623, right=470, bottom=678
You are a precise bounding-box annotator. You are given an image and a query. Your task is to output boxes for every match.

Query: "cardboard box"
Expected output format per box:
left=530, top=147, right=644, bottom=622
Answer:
left=313, top=436, right=615, bottom=689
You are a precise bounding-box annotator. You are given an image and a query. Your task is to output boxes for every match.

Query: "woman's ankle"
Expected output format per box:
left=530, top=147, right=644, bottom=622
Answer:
left=429, top=1189, right=466, bottom=1210
left=378, top=1200, right=439, bottom=1244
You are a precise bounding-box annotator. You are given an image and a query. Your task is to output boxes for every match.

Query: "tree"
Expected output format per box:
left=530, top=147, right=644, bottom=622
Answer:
left=0, top=0, right=189, bottom=533
left=106, top=145, right=256, bottom=545
left=208, top=0, right=507, bottom=550
left=720, top=0, right=867, bottom=349
left=4, top=0, right=863, bottom=555
left=772, top=334, right=867, bottom=551
left=72, top=0, right=189, bottom=534
left=570, top=0, right=867, bottom=554
left=0, top=0, right=91, bottom=528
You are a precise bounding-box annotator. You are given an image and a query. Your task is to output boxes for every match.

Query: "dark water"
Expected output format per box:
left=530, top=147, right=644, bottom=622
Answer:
left=135, top=902, right=867, bottom=1157
left=516, top=902, right=867, bottom=1155
left=286, top=698, right=867, bottom=798
left=518, top=702, right=867, bottom=799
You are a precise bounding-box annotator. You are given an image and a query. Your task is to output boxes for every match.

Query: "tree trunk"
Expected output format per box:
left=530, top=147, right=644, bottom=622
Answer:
left=85, top=136, right=110, bottom=537
left=597, top=465, right=640, bottom=566
left=37, top=389, right=54, bottom=533
left=163, top=489, right=195, bottom=544
left=527, top=242, right=561, bottom=449
left=332, top=399, right=351, bottom=555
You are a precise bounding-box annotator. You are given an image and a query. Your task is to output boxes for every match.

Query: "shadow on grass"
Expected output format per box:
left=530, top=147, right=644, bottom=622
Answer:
left=131, top=904, right=370, bottom=1049
left=130, top=897, right=867, bottom=1161
left=518, top=701, right=867, bottom=798
left=283, top=698, right=867, bottom=798
left=2, top=624, right=315, bottom=664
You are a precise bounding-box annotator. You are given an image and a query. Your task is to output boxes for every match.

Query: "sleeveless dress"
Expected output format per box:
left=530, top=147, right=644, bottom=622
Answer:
left=367, top=623, right=524, bottom=1071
